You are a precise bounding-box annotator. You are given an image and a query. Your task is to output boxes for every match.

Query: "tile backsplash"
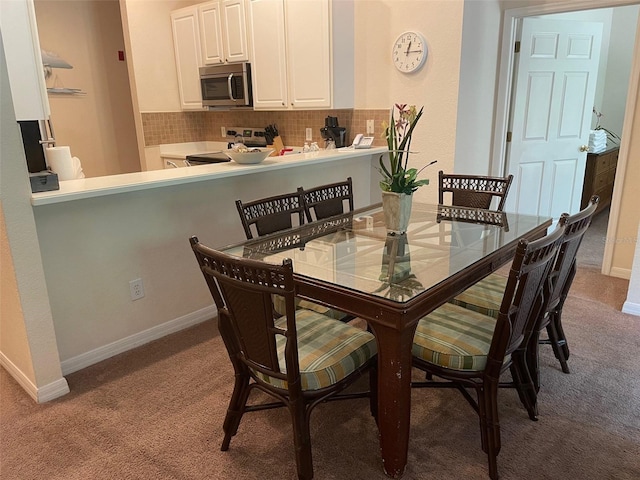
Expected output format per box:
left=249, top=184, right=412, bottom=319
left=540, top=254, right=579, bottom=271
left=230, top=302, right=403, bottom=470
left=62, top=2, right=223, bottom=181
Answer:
left=142, top=109, right=390, bottom=148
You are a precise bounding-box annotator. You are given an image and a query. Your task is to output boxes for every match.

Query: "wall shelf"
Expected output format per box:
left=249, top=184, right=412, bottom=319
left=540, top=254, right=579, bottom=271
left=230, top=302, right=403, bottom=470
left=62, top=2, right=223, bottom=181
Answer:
left=47, top=87, right=86, bottom=95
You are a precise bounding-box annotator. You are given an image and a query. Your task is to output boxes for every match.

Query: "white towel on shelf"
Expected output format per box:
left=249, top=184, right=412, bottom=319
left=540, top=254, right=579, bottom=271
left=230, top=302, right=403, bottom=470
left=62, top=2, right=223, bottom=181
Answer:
left=588, top=130, right=607, bottom=153
left=72, top=156, right=85, bottom=179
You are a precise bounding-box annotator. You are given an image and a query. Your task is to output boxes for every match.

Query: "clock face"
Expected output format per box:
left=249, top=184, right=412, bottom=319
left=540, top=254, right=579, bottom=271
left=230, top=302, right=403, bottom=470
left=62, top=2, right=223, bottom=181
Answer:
left=392, top=31, right=427, bottom=73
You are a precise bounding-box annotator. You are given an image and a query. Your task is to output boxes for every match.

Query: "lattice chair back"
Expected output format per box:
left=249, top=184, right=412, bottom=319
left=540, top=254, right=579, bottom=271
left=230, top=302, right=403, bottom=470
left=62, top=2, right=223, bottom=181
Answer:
left=235, top=191, right=306, bottom=239
left=438, top=171, right=514, bottom=211
left=299, top=177, right=354, bottom=222
left=190, top=237, right=299, bottom=388
left=546, top=195, right=599, bottom=313
left=489, top=218, right=566, bottom=372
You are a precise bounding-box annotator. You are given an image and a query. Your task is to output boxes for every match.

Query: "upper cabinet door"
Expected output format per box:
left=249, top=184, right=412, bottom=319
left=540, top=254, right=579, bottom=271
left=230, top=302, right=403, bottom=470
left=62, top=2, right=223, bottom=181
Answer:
left=199, top=0, right=249, bottom=65
left=171, top=6, right=204, bottom=110
left=248, top=0, right=288, bottom=110
left=221, top=0, right=249, bottom=63
left=0, top=0, right=50, bottom=120
left=199, top=2, right=224, bottom=65
left=285, top=0, right=331, bottom=109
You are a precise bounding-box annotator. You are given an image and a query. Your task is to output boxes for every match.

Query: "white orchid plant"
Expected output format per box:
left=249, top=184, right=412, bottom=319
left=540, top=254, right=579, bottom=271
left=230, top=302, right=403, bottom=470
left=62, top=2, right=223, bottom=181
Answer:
left=378, top=104, right=436, bottom=195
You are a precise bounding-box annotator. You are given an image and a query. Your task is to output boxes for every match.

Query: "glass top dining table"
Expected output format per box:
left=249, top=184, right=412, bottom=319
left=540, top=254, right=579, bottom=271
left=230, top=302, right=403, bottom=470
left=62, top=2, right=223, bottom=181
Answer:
left=220, top=202, right=552, bottom=478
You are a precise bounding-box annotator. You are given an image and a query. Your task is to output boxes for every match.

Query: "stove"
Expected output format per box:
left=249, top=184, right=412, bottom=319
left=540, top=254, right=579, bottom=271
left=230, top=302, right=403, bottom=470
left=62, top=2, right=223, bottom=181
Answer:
left=185, top=151, right=231, bottom=165
left=225, top=126, right=267, bottom=148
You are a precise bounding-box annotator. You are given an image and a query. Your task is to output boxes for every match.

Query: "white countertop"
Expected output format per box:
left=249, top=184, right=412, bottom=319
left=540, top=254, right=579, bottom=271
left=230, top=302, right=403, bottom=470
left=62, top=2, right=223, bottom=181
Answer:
left=32, top=147, right=385, bottom=206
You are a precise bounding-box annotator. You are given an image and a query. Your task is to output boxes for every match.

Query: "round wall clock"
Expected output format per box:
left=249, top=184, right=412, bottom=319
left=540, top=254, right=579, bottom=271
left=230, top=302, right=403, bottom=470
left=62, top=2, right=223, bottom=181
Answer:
left=392, top=31, right=428, bottom=73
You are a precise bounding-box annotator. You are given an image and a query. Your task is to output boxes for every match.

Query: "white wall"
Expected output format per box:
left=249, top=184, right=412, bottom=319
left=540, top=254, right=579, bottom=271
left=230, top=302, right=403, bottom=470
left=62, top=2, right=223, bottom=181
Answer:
left=32, top=158, right=376, bottom=369
left=601, top=5, right=639, bottom=137
left=0, top=36, right=69, bottom=402
left=454, top=0, right=502, bottom=176
left=354, top=0, right=465, bottom=204
left=34, top=0, right=141, bottom=178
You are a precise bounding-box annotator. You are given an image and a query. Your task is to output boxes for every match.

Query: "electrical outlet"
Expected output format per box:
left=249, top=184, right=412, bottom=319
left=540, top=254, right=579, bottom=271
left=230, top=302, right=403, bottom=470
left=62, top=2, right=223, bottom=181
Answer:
left=129, top=278, right=145, bottom=301
left=366, top=119, right=374, bottom=135
left=220, top=126, right=226, bottom=137
left=305, top=128, right=312, bottom=141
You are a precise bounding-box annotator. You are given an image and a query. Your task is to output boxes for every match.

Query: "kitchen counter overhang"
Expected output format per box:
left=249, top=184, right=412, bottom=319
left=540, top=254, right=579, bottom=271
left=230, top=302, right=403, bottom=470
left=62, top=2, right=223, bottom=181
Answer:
left=32, top=147, right=386, bottom=206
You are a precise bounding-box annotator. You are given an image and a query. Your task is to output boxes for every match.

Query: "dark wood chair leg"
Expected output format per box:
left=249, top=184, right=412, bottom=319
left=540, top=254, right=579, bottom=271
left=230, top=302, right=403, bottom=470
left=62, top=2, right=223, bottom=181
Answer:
left=525, top=329, right=543, bottom=394
left=221, top=374, right=251, bottom=451
left=509, top=351, right=538, bottom=421
left=478, top=380, right=501, bottom=480
left=290, top=397, right=313, bottom=480
left=546, top=310, right=571, bottom=373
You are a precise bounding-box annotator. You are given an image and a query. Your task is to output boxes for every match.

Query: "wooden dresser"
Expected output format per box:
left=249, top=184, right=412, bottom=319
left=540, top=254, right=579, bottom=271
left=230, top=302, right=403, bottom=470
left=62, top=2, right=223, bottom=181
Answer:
left=581, top=146, right=619, bottom=214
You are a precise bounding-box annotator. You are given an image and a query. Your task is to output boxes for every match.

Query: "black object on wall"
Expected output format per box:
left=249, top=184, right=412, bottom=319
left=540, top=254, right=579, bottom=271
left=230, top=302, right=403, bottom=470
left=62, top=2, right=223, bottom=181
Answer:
left=18, top=120, right=47, bottom=173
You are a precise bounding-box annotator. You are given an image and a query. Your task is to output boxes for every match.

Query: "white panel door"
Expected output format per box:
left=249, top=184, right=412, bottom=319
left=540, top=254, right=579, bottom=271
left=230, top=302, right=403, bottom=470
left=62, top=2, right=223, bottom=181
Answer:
left=506, top=18, right=603, bottom=218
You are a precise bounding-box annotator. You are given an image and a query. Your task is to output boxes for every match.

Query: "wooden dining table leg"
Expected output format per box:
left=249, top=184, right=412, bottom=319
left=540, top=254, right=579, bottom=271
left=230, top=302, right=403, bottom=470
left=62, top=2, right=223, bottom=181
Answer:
left=368, top=321, right=416, bottom=479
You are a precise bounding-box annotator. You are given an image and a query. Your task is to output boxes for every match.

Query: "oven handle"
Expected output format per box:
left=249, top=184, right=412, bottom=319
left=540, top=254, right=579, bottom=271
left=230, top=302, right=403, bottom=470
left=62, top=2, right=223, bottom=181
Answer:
left=227, top=74, right=236, bottom=102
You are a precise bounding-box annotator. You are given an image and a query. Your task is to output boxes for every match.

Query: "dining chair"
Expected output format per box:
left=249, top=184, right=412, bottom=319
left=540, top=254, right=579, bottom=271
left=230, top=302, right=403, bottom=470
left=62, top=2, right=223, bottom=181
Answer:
left=235, top=191, right=306, bottom=240
left=236, top=190, right=351, bottom=321
left=449, top=196, right=599, bottom=384
left=298, top=177, right=354, bottom=222
left=410, top=220, right=566, bottom=480
left=189, top=237, right=378, bottom=480
left=438, top=170, right=514, bottom=211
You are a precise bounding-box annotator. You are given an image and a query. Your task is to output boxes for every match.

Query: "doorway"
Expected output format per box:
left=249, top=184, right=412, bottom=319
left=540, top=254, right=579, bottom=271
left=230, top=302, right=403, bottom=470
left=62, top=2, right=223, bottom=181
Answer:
left=494, top=0, right=640, bottom=276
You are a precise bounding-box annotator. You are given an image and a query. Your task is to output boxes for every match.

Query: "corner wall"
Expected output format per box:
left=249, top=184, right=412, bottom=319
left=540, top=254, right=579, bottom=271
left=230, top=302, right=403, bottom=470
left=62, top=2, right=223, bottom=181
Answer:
left=0, top=37, right=69, bottom=402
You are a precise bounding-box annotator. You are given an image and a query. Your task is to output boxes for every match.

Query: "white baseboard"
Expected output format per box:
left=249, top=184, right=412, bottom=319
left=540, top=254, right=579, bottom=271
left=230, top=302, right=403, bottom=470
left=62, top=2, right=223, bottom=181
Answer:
left=609, top=266, right=632, bottom=280
left=622, top=301, right=640, bottom=317
left=60, top=305, right=217, bottom=376
left=0, top=352, right=70, bottom=403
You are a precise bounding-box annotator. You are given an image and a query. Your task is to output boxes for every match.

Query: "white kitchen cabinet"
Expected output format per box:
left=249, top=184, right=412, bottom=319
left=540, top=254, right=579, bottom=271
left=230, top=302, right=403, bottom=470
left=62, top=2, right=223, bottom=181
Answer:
left=199, top=0, right=249, bottom=65
left=171, top=6, right=204, bottom=110
left=248, top=0, right=353, bottom=111
left=0, top=0, right=50, bottom=121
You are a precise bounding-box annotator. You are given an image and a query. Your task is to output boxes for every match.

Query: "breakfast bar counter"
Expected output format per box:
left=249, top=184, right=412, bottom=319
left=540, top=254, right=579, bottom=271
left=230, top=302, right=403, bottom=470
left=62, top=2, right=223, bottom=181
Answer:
left=32, top=147, right=386, bottom=206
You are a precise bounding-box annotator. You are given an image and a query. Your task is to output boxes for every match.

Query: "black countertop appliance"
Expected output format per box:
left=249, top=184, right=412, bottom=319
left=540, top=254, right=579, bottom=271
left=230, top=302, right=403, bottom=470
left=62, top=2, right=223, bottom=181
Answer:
left=320, top=116, right=347, bottom=148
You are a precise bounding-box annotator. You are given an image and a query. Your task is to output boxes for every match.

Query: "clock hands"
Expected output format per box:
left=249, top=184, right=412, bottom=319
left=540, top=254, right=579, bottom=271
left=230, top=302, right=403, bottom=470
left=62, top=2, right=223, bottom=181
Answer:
left=405, top=40, right=412, bottom=56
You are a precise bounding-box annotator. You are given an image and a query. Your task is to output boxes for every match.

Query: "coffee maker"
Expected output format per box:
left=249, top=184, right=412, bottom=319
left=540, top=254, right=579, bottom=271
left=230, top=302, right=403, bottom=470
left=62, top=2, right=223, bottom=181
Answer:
left=320, top=116, right=347, bottom=148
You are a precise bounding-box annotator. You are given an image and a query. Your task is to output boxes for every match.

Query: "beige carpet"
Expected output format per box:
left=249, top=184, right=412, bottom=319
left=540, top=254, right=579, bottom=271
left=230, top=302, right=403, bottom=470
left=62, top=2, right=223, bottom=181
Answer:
left=2, top=216, right=639, bottom=479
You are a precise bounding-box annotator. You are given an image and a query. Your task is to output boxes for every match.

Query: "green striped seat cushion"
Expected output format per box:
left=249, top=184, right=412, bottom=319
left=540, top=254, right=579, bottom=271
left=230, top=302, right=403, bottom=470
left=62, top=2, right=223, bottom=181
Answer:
left=253, top=309, right=377, bottom=391
left=413, top=303, right=500, bottom=371
left=449, top=273, right=506, bottom=319
left=273, top=294, right=351, bottom=321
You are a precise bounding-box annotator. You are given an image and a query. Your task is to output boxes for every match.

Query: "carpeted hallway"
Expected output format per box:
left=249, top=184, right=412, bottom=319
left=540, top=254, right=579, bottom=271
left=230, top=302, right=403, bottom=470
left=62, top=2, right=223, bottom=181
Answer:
left=2, top=211, right=639, bottom=479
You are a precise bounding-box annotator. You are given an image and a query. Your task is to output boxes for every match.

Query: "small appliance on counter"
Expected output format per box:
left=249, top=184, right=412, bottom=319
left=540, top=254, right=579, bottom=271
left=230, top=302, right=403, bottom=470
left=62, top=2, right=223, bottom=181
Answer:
left=320, top=116, right=347, bottom=148
left=225, top=127, right=268, bottom=149
left=183, top=151, right=230, bottom=166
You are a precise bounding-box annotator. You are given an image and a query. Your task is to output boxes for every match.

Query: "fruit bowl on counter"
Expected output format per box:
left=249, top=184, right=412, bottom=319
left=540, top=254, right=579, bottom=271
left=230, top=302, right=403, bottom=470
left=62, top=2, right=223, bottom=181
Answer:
left=224, top=147, right=274, bottom=164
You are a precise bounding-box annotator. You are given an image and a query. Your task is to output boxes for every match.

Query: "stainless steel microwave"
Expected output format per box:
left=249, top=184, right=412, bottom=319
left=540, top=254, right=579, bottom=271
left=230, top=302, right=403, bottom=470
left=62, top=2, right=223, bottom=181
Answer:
left=199, top=63, right=253, bottom=109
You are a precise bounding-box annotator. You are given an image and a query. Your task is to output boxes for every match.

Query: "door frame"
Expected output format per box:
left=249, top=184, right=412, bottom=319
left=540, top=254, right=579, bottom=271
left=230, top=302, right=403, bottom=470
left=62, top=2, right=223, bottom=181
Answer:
left=493, top=0, right=640, bottom=277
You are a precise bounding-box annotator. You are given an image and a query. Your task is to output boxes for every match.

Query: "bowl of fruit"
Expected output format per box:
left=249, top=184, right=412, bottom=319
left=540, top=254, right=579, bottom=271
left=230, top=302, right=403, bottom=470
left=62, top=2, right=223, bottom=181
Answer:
left=224, top=146, right=274, bottom=164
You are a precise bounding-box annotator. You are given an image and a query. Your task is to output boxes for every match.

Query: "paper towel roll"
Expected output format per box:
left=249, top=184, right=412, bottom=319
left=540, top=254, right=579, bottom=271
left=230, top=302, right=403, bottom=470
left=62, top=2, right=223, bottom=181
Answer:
left=46, top=146, right=77, bottom=180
